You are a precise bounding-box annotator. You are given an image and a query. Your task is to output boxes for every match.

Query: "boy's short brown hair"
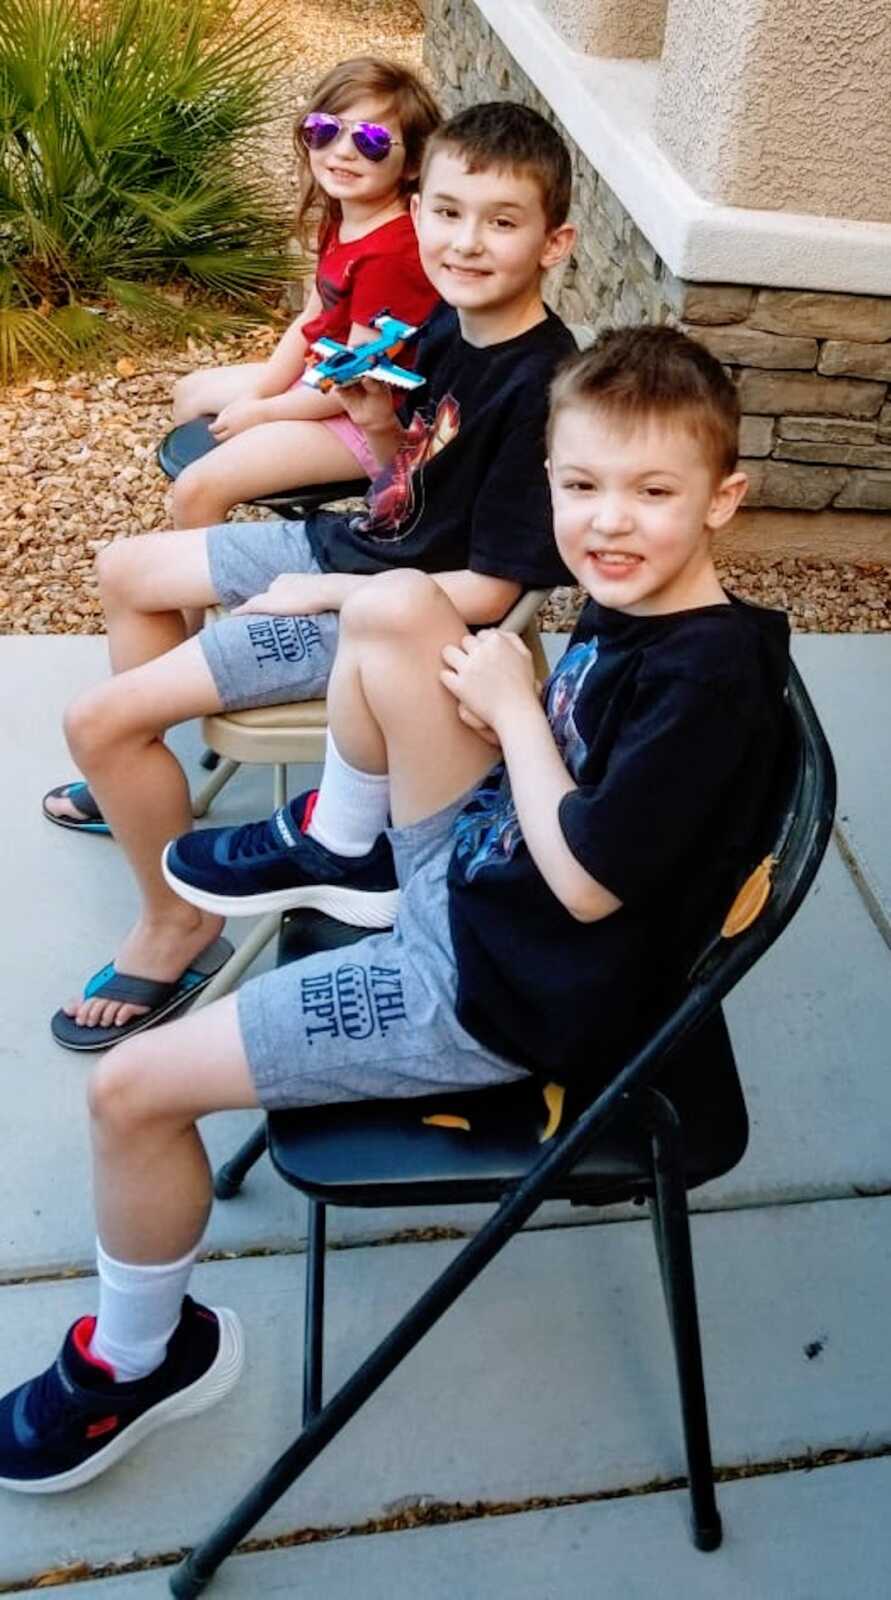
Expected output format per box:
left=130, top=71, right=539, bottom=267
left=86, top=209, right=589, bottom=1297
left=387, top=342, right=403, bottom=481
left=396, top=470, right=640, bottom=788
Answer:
left=420, top=102, right=572, bottom=231
left=549, top=325, right=741, bottom=481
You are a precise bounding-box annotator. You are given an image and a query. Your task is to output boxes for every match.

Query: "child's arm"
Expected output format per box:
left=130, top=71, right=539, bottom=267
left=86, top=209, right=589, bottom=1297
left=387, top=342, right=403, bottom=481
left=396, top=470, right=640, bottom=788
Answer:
left=332, top=373, right=406, bottom=469
left=231, top=570, right=520, bottom=627
left=441, top=630, right=622, bottom=923
left=210, top=315, right=384, bottom=440
left=432, top=571, right=521, bottom=626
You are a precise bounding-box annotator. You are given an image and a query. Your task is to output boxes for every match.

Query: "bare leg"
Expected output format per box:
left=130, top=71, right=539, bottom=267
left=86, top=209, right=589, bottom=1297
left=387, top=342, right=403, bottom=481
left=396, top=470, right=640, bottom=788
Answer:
left=97, top=528, right=224, bottom=675
left=83, top=579, right=492, bottom=1262
left=329, top=569, right=498, bottom=826
left=171, top=362, right=267, bottom=427
left=88, top=996, right=258, bottom=1263
left=44, top=529, right=220, bottom=824
left=62, top=638, right=229, bottom=1030
left=171, top=419, right=366, bottom=529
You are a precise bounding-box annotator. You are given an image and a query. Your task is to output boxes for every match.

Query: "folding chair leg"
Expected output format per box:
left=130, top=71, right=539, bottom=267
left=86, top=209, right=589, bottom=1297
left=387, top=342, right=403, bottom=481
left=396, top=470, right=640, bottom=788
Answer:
left=190, top=913, right=281, bottom=1012
left=273, top=763, right=288, bottom=810
left=213, top=1124, right=268, bottom=1200
left=169, top=1053, right=650, bottom=1595
left=303, top=1200, right=326, bottom=1424
left=192, top=758, right=240, bottom=819
left=644, top=1090, right=722, bottom=1553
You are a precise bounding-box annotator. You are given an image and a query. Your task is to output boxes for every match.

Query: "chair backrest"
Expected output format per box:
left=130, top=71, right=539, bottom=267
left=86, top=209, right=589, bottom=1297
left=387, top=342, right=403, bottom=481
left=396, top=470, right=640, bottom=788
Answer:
left=687, top=658, right=837, bottom=1004
left=579, top=658, right=836, bottom=1124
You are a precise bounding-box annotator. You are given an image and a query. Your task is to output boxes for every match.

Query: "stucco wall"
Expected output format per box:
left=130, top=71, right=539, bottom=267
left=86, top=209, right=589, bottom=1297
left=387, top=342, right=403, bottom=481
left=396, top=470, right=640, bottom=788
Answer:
left=655, top=0, right=891, bottom=223
left=538, top=0, right=666, bottom=60
left=425, top=0, right=891, bottom=540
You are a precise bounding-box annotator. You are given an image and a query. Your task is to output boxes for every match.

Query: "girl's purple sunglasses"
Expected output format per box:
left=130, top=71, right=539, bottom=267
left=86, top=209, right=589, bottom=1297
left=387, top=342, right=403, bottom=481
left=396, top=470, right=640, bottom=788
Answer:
left=300, top=112, right=402, bottom=163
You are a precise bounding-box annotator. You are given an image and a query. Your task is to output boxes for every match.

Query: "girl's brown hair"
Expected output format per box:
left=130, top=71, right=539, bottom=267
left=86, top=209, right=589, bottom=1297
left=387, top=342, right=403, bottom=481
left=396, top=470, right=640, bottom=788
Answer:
left=293, top=57, right=441, bottom=247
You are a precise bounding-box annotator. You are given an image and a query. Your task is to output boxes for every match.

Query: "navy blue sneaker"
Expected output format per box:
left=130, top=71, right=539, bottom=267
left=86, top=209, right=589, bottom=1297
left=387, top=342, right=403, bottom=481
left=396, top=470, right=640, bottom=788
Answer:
left=162, top=790, right=399, bottom=927
left=0, top=1297, right=243, bottom=1494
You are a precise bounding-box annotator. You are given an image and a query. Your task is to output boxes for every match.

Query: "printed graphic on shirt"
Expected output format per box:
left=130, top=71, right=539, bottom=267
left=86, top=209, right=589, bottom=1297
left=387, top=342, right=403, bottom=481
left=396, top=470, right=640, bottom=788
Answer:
left=453, top=638, right=600, bottom=881
left=246, top=615, right=325, bottom=669
left=359, top=395, right=461, bottom=540
left=543, top=638, right=601, bottom=778
left=300, top=962, right=407, bottom=1043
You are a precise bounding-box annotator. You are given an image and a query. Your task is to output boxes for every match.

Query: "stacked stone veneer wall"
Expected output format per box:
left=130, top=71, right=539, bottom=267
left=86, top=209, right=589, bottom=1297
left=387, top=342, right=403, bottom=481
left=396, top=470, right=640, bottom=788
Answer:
left=424, top=0, right=891, bottom=518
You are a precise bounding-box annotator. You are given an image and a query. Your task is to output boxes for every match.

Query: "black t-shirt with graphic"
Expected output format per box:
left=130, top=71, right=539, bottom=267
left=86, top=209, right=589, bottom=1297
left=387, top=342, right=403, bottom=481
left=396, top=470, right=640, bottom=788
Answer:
left=447, top=595, right=791, bottom=1097
left=306, top=304, right=575, bottom=590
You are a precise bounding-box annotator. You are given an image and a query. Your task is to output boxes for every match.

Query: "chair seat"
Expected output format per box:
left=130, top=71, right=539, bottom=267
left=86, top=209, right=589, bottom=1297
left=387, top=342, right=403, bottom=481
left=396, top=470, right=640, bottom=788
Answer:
left=268, top=1046, right=746, bottom=1208
left=210, top=700, right=328, bottom=731
left=267, top=917, right=748, bottom=1208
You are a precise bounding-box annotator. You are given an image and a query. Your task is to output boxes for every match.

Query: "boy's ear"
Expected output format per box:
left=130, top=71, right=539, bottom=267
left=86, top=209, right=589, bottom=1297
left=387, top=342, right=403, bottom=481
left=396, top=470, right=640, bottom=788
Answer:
left=410, top=191, right=421, bottom=226
left=706, top=470, right=749, bottom=531
left=540, top=222, right=576, bottom=271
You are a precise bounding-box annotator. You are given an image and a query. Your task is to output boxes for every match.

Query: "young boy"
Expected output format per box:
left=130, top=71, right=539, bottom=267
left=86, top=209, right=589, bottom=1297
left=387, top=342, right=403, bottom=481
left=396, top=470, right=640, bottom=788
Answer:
left=42, top=102, right=578, bottom=1050
left=0, top=326, right=789, bottom=1491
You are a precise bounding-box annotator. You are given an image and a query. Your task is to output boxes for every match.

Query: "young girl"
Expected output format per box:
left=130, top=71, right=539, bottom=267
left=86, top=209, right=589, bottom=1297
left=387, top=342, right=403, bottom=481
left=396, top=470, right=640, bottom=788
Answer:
left=170, top=56, right=441, bottom=529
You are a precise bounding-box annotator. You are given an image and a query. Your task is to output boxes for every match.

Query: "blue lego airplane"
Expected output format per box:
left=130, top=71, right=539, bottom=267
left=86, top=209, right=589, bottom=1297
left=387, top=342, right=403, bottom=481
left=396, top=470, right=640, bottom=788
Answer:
left=302, top=312, right=426, bottom=394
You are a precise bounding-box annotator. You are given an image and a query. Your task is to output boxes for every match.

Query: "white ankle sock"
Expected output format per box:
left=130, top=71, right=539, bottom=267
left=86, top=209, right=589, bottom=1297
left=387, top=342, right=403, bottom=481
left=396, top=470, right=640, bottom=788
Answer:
left=89, top=1240, right=200, bottom=1382
left=306, top=731, right=390, bottom=857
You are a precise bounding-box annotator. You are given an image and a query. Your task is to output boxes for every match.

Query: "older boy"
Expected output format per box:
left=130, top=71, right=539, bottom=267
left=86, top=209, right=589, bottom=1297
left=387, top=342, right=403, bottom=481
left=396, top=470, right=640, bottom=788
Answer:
left=44, top=103, right=578, bottom=1049
left=0, top=327, right=788, bottom=1491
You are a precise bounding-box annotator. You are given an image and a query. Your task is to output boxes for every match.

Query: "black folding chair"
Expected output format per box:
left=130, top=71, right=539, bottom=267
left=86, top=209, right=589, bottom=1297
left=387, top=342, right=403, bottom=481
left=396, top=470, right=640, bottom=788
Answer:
left=169, top=660, right=836, bottom=1597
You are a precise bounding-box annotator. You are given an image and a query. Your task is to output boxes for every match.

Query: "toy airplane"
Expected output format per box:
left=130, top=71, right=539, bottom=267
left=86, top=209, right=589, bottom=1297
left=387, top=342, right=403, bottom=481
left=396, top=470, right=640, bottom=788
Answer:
left=302, top=312, right=425, bottom=393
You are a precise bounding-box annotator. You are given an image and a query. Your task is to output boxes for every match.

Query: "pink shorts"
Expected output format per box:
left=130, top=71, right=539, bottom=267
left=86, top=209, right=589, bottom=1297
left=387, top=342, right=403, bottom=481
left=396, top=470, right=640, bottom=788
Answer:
left=321, top=414, right=377, bottom=478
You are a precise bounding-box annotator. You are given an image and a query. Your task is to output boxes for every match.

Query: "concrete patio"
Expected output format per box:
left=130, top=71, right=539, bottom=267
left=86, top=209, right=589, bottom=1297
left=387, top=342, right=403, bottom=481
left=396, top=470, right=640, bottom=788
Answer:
left=0, top=628, right=889, bottom=1596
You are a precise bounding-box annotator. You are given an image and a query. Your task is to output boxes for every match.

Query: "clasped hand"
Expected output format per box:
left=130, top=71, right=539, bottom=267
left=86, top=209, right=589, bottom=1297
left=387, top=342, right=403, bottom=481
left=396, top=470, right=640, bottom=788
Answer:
left=440, top=630, right=538, bottom=743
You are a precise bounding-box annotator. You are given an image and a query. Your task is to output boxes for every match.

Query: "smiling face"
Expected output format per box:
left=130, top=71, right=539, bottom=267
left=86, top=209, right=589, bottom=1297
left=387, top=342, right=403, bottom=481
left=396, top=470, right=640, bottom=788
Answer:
left=412, top=149, right=573, bottom=339
left=307, top=95, right=410, bottom=210
left=548, top=406, right=748, bottom=616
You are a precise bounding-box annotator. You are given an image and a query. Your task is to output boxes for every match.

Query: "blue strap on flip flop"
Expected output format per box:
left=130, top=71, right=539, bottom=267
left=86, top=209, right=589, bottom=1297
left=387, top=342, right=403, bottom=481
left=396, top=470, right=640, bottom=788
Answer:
left=42, top=781, right=110, bottom=836
left=82, top=964, right=207, bottom=1006
left=51, top=938, right=234, bottom=1053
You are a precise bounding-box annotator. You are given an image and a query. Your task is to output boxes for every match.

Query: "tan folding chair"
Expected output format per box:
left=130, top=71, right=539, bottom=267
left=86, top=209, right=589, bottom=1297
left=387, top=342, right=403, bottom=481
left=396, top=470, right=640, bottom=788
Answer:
left=190, top=589, right=552, bottom=1008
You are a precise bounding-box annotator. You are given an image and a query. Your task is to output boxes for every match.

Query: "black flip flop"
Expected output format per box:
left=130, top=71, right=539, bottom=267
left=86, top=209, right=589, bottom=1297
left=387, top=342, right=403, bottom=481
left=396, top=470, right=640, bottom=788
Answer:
left=42, top=781, right=110, bottom=836
left=51, top=937, right=234, bottom=1052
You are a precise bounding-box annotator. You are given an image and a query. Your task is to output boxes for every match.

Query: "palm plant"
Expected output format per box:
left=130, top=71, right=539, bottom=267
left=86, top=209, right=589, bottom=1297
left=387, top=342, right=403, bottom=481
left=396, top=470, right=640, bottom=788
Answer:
left=0, top=0, right=297, bottom=379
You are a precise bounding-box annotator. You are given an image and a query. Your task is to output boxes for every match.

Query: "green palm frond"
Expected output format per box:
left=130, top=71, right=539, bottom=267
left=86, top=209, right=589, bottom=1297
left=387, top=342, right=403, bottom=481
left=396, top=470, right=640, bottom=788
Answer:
left=0, top=304, right=73, bottom=382
left=0, top=0, right=294, bottom=378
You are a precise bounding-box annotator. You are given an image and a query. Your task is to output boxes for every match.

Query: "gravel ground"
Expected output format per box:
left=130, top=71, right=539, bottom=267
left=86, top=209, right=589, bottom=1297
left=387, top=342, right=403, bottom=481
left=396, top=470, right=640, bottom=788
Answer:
left=541, top=558, right=891, bottom=635
left=1, top=0, right=888, bottom=637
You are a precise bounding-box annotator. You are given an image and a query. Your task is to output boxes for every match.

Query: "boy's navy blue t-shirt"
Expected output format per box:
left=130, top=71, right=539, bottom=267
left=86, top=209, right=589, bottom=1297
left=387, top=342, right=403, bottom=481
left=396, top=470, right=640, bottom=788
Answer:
left=306, top=305, right=575, bottom=591
left=447, top=594, right=790, bottom=1097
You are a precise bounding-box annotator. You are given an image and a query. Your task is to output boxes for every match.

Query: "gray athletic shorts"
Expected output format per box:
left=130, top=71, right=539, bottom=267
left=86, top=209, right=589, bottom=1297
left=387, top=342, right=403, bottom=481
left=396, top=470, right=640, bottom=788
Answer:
left=200, top=520, right=339, bottom=711
left=237, top=790, right=529, bottom=1110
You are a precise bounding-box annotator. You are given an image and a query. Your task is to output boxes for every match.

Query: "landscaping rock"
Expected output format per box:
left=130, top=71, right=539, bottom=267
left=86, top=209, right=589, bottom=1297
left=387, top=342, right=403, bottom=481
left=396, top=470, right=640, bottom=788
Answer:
left=664, top=279, right=755, bottom=325
left=774, top=441, right=891, bottom=469
left=739, top=415, right=775, bottom=457
left=835, top=471, right=891, bottom=511
left=684, top=325, right=817, bottom=370
left=777, top=416, right=878, bottom=444
left=735, top=370, right=886, bottom=419
left=742, top=459, right=848, bottom=510
left=750, top=291, right=891, bottom=342
left=818, top=341, right=891, bottom=381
